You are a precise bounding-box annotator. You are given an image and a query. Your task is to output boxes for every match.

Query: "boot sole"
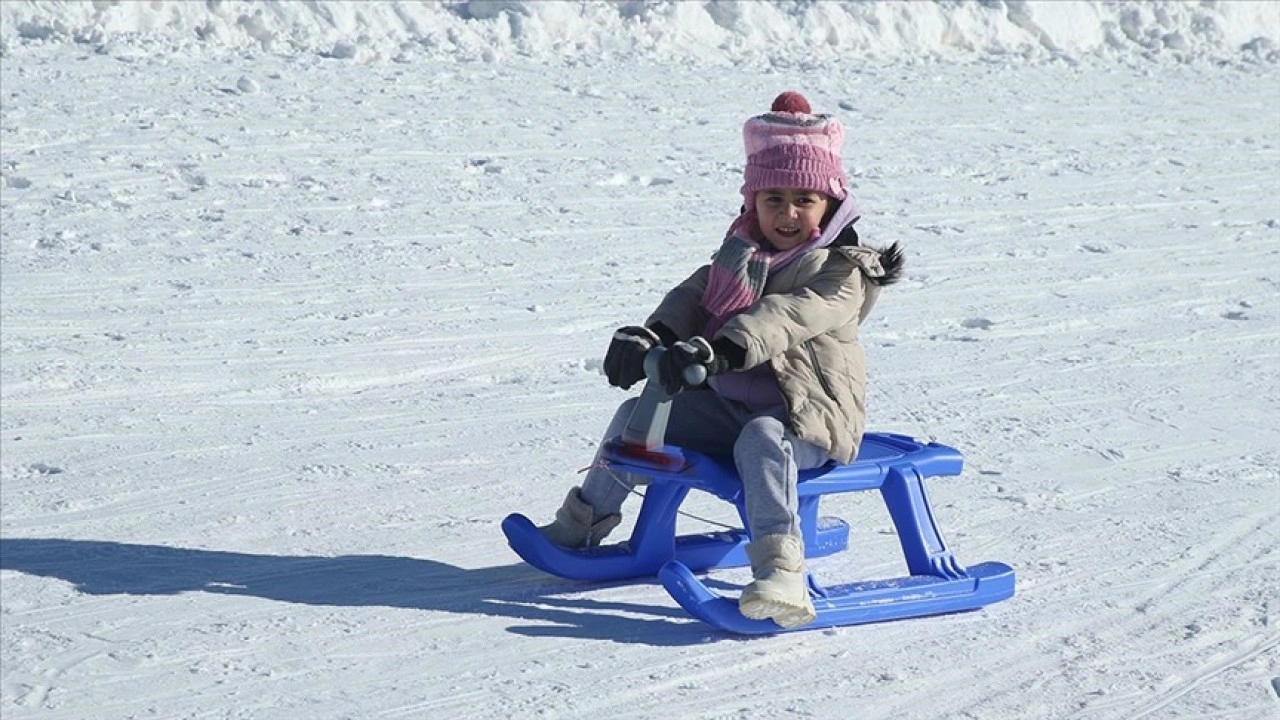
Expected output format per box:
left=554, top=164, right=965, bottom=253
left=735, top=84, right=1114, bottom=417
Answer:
left=739, top=596, right=816, bottom=628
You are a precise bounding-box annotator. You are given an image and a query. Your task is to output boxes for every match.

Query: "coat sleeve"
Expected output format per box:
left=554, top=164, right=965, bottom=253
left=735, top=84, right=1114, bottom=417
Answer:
left=646, top=264, right=713, bottom=341
left=714, top=253, right=864, bottom=369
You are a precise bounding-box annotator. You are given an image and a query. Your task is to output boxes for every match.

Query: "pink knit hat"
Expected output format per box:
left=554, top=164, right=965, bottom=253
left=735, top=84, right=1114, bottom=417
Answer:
left=741, top=91, right=847, bottom=202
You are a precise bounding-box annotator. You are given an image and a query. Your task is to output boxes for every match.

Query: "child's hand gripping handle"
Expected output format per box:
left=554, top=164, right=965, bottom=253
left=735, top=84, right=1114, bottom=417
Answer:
left=621, top=338, right=715, bottom=451
left=646, top=336, right=712, bottom=389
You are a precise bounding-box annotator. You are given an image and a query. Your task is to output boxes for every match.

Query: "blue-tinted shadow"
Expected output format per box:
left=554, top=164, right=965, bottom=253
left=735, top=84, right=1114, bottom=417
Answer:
left=0, top=537, right=718, bottom=646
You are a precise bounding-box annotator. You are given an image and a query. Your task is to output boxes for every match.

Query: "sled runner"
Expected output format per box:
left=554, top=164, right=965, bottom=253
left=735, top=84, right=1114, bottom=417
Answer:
left=502, top=348, right=1015, bottom=633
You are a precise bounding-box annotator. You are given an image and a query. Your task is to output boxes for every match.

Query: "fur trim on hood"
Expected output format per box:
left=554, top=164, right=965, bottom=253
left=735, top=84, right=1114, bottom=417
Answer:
left=838, top=242, right=905, bottom=286
left=833, top=241, right=904, bottom=325
left=870, top=242, right=905, bottom=286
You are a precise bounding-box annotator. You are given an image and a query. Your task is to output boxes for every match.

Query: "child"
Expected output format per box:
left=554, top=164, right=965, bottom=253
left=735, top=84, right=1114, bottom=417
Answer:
left=539, top=91, right=902, bottom=628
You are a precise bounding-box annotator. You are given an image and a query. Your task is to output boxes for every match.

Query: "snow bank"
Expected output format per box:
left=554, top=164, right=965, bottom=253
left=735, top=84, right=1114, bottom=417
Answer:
left=2, top=0, right=1277, bottom=65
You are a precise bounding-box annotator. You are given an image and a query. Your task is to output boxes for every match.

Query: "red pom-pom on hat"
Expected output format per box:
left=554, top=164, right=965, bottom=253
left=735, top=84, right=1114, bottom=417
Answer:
left=771, top=91, right=811, bottom=114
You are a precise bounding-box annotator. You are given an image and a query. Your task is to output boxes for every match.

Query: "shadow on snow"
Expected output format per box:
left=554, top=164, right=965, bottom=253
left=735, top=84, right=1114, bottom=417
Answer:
left=0, top=537, right=728, bottom=646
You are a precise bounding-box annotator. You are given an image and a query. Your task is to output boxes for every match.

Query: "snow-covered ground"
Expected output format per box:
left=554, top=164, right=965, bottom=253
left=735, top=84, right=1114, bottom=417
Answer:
left=2, top=2, right=1278, bottom=719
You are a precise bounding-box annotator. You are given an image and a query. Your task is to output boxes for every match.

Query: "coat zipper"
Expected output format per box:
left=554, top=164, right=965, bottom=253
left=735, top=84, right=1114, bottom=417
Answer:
left=805, top=341, right=839, bottom=402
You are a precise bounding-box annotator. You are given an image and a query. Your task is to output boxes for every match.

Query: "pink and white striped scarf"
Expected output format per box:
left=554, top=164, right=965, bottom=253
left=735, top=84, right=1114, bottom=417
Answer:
left=699, top=195, right=860, bottom=339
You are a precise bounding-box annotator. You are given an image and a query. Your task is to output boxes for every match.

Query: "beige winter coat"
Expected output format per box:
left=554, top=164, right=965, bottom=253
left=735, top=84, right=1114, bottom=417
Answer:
left=647, top=245, right=896, bottom=464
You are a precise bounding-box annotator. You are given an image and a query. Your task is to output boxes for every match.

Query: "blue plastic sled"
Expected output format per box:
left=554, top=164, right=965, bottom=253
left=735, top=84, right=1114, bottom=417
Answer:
left=502, top=348, right=1015, bottom=634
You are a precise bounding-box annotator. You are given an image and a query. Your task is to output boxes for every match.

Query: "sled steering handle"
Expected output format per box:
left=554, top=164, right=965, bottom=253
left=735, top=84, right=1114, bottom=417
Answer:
left=621, top=339, right=713, bottom=451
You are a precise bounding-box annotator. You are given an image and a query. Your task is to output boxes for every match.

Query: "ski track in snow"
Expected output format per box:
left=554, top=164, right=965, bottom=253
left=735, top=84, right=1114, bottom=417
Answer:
left=2, top=37, right=1279, bottom=720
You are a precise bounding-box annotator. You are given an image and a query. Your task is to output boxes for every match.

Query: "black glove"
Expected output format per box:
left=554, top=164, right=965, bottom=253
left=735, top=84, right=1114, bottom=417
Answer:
left=655, top=337, right=716, bottom=395
left=603, top=326, right=662, bottom=389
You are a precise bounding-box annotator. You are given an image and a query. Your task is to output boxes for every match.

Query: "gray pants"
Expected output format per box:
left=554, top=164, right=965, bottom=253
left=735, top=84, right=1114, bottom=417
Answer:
left=579, top=389, right=831, bottom=539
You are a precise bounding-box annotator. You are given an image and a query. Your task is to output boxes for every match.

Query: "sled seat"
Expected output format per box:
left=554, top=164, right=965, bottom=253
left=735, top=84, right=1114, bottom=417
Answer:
left=605, top=431, right=967, bottom=578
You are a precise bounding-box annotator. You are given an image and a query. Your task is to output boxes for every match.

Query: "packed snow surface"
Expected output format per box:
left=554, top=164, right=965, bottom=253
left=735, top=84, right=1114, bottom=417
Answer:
left=2, top=2, right=1279, bottom=719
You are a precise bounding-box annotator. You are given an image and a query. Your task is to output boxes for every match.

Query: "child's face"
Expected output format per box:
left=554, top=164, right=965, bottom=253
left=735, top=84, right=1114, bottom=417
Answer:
left=754, top=189, right=831, bottom=250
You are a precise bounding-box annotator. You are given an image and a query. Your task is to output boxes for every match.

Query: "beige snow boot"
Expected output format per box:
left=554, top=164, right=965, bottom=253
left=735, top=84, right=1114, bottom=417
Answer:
left=537, top=487, right=621, bottom=549
left=738, top=533, right=817, bottom=628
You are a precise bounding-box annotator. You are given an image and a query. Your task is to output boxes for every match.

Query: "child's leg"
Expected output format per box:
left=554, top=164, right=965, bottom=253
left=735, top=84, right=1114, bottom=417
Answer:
left=734, top=412, right=829, bottom=628
left=733, top=413, right=830, bottom=539
left=661, top=388, right=751, bottom=456
left=577, top=397, right=644, bottom=516
left=538, top=397, right=641, bottom=548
